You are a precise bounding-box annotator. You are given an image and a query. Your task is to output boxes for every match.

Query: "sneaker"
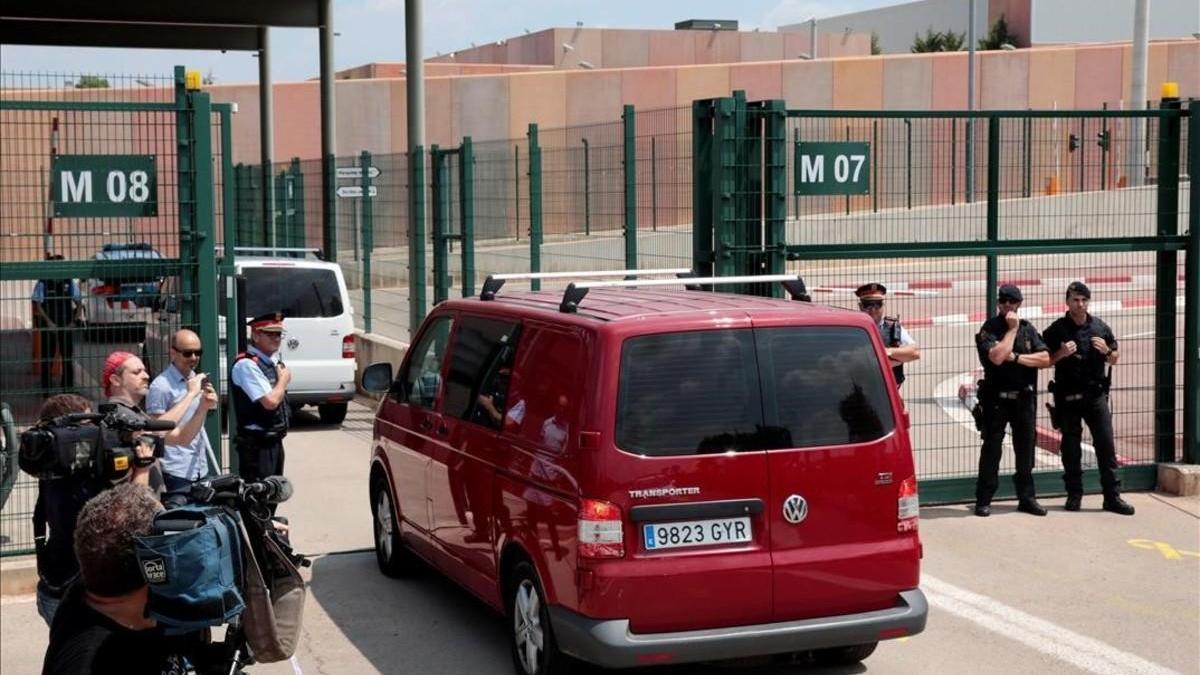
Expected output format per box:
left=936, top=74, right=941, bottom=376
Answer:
left=1017, top=499, right=1048, bottom=516
left=1102, top=496, right=1135, bottom=516
left=973, top=503, right=991, bottom=517
left=1064, top=494, right=1082, bottom=511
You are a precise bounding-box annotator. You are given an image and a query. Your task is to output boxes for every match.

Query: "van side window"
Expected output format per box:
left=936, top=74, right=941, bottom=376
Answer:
left=757, top=326, right=895, bottom=446
left=444, top=316, right=521, bottom=425
left=400, top=316, right=453, bottom=409
left=507, top=325, right=586, bottom=451
left=616, top=330, right=763, bottom=456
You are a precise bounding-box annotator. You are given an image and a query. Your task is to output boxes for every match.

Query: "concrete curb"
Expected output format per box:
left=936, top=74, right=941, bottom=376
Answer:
left=1, top=556, right=37, bottom=597
left=1157, top=464, right=1200, bottom=496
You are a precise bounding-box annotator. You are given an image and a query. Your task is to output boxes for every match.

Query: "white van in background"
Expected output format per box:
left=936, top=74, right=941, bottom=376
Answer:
left=143, top=253, right=357, bottom=425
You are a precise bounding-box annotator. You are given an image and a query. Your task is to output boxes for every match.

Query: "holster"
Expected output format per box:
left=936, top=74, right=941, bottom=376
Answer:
left=970, top=380, right=987, bottom=433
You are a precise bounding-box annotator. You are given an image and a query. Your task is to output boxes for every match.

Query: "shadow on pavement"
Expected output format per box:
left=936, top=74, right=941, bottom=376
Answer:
left=308, top=551, right=882, bottom=675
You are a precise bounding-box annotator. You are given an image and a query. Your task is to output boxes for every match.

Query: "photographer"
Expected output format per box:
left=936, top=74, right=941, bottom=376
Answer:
left=32, top=394, right=158, bottom=627
left=41, top=483, right=211, bottom=675
left=103, top=351, right=217, bottom=467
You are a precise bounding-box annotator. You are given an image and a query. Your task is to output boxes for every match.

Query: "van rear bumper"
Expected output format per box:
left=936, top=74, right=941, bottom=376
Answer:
left=549, top=588, right=927, bottom=669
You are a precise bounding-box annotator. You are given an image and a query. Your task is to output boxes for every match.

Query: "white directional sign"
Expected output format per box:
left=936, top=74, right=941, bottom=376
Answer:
left=336, top=166, right=381, bottom=180
left=336, top=185, right=378, bottom=198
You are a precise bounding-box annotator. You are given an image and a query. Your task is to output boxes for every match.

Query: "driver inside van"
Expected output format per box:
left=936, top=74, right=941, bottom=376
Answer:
left=409, top=352, right=442, bottom=408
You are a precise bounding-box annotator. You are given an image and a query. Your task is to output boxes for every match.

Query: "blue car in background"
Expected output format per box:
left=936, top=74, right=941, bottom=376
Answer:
left=81, top=242, right=164, bottom=341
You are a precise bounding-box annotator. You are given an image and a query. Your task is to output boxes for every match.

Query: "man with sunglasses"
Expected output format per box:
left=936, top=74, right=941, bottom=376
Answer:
left=146, top=329, right=216, bottom=492
left=231, top=311, right=292, bottom=484
left=855, top=283, right=920, bottom=388
left=974, top=284, right=1051, bottom=517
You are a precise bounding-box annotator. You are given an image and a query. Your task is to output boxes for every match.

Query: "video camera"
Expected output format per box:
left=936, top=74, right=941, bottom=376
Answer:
left=18, top=402, right=173, bottom=481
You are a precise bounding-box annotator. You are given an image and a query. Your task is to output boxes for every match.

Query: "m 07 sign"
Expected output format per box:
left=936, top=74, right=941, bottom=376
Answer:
left=52, top=155, right=158, bottom=217
left=794, top=142, right=870, bottom=195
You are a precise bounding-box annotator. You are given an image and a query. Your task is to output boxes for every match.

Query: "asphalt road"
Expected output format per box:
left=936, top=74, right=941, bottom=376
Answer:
left=3, top=402, right=1198, bottom=675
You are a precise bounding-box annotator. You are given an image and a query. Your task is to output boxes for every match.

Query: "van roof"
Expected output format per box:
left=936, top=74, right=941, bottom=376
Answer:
left=233, top=257, right=343, bottom=272
left=443, top=288, right=857, bottom=324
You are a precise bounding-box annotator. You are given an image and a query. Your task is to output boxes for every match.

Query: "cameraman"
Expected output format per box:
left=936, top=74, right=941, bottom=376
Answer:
left=33, top=394, right=157, bottom=627
left=41, top=483, right=211, bottom=674
left=102, top=351, right=217, bottom=465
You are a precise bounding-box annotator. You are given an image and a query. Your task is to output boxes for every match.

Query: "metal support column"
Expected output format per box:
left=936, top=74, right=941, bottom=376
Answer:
left=623, top=105, right=637, bottom=270
left=692, top=100, right=715, bottom=278
left=459, top=137, right=476, bottom=298
left=431, top=145, right=450, bottom=304
left=218, top=103, right=239, bottom=471
left=320, top=0, right=337, bottom=259
left=1155, top=99, right=1182, bottom=462
left=360, top=151, right=374, bottom=333
left=408, top=146, right=427, bottom=335
left=259, top=27, right=276, bottom=250
left=1185, top=100, right=1200, bottom=463
left=985, top=116, right=1000, bottom=319
left=762, top=100, right=788, bottom=298
left=582, top=137, right=591, bottom=236
left=712, top=97, right=738, bottom=281
left=527, top=124, right=543, bottom=290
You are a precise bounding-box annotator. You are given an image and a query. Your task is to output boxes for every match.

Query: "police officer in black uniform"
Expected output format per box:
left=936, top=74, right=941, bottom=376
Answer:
left=856, top=282, right=920, bottom=388
left=1043, top=282, right=1135, bottom=516
left=230, top=311, right=292, bottom=485
left=974, top=284, right=1051, bottom=517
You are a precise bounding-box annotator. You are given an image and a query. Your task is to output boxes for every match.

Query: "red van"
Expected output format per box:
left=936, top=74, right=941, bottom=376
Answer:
left=363, top=272, right=926, bottom=674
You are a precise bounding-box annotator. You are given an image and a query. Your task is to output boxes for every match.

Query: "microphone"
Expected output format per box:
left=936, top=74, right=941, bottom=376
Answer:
left=138, top=418, right=177, bottom=432
left=247, top=475, right=294, bottom=503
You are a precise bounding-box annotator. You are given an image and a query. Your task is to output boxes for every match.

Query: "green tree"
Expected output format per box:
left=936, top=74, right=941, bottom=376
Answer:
left=978, top=14, right=1016, bottom=50
left=871, top=31, right=882, bottom=55
left=74, top=75, right=110, bottom=89
left=910, top=27, right=967, bottom=53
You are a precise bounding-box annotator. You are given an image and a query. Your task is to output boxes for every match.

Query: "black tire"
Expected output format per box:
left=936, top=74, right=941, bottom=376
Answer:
left=318, top=402, right=348, bottom=425
left=507, top=561, right=573, bottom=675
left=813, top=642, right=879, bottom=667
left=371, top=476, right=417, bottom=577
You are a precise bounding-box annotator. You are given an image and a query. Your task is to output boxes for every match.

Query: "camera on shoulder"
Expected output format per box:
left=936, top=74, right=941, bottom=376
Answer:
left=18, top=402, right=174, bottom=481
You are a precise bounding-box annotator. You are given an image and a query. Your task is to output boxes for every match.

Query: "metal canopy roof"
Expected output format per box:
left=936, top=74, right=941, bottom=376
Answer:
left=1, top=0, right=325, bottom=51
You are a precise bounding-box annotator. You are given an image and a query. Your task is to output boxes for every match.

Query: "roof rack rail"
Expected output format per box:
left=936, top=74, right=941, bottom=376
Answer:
left=225, top=246, right=324, bottom=260
left=559, top=274, right=811, bottom=313
left=480, top=268, right=692, bottom=301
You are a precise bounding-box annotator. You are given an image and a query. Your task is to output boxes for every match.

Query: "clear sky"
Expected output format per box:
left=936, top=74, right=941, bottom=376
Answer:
left=0, top=0, right=903, bottom=86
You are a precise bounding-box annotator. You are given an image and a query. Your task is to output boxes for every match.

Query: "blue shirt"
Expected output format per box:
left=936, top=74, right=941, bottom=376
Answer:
left=231, top=345, right=277, bottom=430
left=146, top=364, right=212, bottom=480
left=31, top=280, right=81, bottom=303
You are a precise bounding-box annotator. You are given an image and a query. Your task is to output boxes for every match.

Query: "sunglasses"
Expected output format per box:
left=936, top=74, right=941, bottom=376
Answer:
left=172, top=348, right=203, bottom=357
left=997, top=297, right=1022, bottom=304
left=859, top=300, right=884, bottom=309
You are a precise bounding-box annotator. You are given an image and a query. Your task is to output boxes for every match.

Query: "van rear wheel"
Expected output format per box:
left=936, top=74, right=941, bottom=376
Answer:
left=318, top=402, right=348, bottom=425
left=812, top=641, right=878, bottom=666
left=508, top=562, right=573, bottom=675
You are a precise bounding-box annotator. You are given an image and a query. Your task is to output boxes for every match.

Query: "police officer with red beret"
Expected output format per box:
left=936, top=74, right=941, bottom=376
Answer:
left=856, top=283, right=920, bottom=388
left=230, top=311, right=292, bottom=485
left=1043, top=282, right=1134, bottom=515
left=974, top=285, right=1051, bottom=517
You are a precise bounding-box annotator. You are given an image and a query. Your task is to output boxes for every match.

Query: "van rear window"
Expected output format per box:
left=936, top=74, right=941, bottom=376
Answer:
left=757, top=326, right=895, bottom=447
left=615, top=326, right=894, bottom=456
left=616, top=330, right=764, bottom=456
left=242, top=267, right=344, bottom=318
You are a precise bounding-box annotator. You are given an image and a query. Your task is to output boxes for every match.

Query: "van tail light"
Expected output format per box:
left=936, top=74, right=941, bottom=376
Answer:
left=578, top=498, right=625, bottom=559
left=342, top=335, right=356, bottom=359
left=92, top=283, right=117, bottom=296
left=897, top=476, right=919, bottom=533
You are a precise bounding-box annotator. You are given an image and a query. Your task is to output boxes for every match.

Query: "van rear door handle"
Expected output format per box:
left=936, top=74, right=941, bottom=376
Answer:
left=418, top=418, right=434, bottom=431
left=436, top=423, right=449, bottom=435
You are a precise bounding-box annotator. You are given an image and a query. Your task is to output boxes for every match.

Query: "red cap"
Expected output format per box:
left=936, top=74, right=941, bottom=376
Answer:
left=248, top=311, right=285, bottom=332
left=102, top=351, right=137, bottom=396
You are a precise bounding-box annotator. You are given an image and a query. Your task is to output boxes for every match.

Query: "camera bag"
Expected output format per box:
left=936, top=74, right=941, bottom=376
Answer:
left=134, top=505, right=246, bottom=629
left=235, top=517, right=306, bottom=662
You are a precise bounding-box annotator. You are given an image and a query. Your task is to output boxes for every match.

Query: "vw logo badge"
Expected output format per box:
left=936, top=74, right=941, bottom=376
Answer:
left=287, top=337, right=300, bottom=350
left=782, top=494, right=808, bottom=524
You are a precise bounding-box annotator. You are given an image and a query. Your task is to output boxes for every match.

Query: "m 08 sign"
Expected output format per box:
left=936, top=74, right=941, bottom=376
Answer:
left=794, top=142, right=870, bottom=195
left=52, top=155, right=158, bottom=217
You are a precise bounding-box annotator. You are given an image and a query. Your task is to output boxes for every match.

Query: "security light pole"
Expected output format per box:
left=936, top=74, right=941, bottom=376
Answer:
left=1129, top=0, right=1149, bottom=187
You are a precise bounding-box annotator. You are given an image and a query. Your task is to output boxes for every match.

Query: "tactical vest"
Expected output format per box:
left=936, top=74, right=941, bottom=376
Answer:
left=38, top=278, right=75, bottom=326
left=882, top=317, right=906, bottom=387
left=232, top=352, right=290, bottom=439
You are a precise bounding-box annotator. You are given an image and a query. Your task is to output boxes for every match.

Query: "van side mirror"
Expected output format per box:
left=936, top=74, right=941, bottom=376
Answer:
left=361, top=362, right=394, bottom=394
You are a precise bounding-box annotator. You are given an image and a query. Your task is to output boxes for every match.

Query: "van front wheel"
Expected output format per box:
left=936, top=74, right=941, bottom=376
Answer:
left=508, top=562, right=573, bottom=675
left=813, top=641, right=878, bottom=666
left=318, top=402, right=348, bottom=425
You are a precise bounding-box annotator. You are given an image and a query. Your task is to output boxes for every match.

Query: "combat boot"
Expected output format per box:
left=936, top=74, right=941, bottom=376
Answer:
left=1102, top=495, right=1135, bottom=516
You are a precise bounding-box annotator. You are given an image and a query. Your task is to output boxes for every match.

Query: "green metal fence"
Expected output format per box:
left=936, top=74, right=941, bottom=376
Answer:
left=0, top=67, right=224, bottom=555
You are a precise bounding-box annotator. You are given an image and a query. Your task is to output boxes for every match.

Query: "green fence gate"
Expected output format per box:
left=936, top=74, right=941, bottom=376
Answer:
left=0, top=67, right=226, bottom=555
left=692, top=93, right=1198, bottom=503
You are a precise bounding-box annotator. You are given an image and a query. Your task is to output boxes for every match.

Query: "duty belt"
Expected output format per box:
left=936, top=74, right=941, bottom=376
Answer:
left=1061, top=393, right=1085, bottom=402
left=996, top=390, right=1024, bottom=400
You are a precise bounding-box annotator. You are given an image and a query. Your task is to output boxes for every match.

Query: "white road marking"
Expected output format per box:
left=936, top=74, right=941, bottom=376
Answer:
left=931, top=372, right=1062, bottom=469
left=922, top=575, right=1184, bottom=675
